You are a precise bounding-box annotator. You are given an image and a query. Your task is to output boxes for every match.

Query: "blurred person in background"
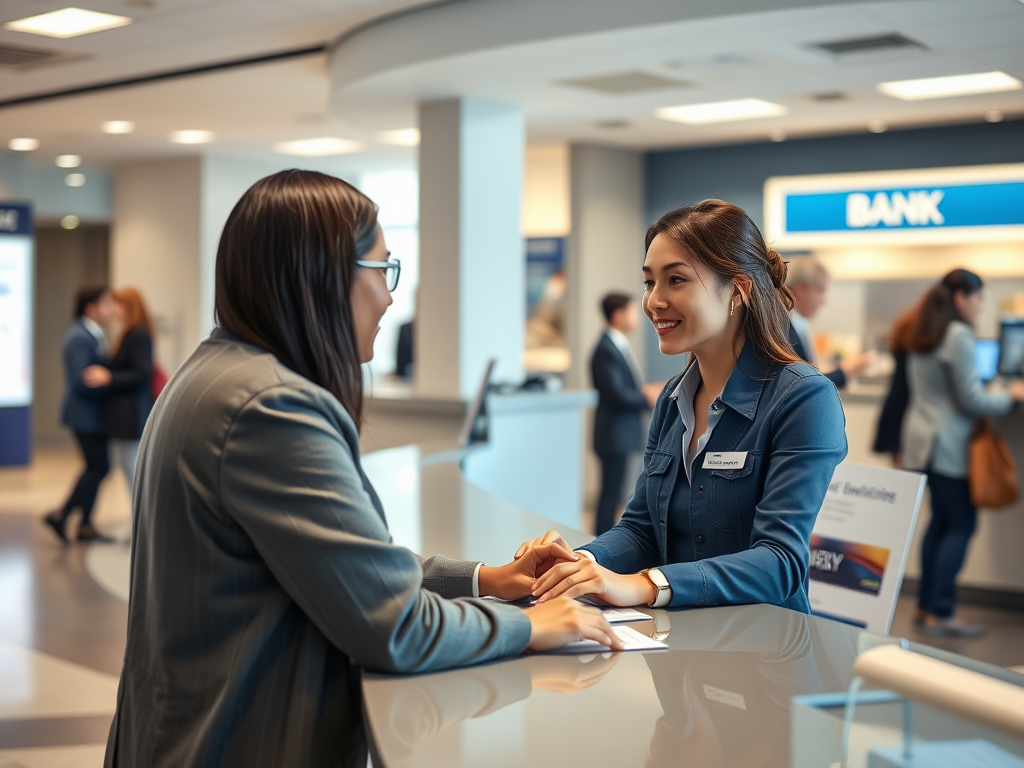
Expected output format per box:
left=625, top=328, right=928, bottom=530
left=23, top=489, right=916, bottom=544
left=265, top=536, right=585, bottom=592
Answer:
left=902, top=269, right=1024, bottom=637
left=785, top=256, right=872, bottom=389
left=590, top=293, right=663, bottom=535
left=872, top=304, right=921, bottom=466
left=83, top=287, right=155, bottom=500
left=43, top=285, right=116, bottom=544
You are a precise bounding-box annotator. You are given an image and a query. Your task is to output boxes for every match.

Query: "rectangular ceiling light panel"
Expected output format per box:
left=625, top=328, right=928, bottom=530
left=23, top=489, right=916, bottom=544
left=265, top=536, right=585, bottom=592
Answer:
left=877, top=71, right=1022, bottom=100
left=4, top=7, right=132, bottom=38
left=656, top=98, right=787, bottom=124
left=274, top=138, right=363, bottom=156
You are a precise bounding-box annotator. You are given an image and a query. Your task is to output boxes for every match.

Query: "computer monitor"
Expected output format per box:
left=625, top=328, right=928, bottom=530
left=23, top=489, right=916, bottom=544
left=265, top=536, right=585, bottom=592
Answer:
left=997, top=318, right=1024, bottom=378
left=975, top=339, right=999, bottom=383
left=458, top=358, right=496, bottom=447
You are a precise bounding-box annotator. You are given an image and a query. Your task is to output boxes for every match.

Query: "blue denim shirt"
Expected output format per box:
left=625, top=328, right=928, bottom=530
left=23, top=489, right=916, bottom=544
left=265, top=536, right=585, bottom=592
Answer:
left=583, top=343, right=848, bottom=613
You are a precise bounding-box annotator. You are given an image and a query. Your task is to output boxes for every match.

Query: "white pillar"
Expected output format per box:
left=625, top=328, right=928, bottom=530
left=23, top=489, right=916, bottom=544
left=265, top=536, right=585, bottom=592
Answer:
left=112, top=157, right=203, bottom=371
left=565, top=144, right=646, bottom=390
left=416, top=98, right=526, bottom=399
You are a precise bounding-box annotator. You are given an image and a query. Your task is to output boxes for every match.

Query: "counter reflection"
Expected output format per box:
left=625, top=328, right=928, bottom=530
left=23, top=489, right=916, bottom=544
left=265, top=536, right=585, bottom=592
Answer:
left=365, top=605, right=861, bottom=768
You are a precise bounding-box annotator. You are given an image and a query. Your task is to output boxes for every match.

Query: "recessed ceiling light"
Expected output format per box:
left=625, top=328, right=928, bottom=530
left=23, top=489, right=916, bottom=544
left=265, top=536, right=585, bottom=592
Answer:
left=102, top=120, right=134, bottom=134
left=60, top=215, right=80, bottom=230
left=65, top=173, right=86, bottom=187
left=877, top=71, right=1021, bottom=101
left=378, top=129, right=420, bottom=147
left=655, top=98, right=787, bottom=125
left=867, top=120, right=888, bottom=134
left=769, top=129, right=787, bottom=143
left=8, top=137, right=40, bottom=151
left=274, top=137, right=363, bottom=156
left=984, top=110, right=1004, bottom=123
left=4, top=7, right=132, bottom=39
left=170, top=130, right=215, bottom=144
left=56, top=154, right=82, bottom=168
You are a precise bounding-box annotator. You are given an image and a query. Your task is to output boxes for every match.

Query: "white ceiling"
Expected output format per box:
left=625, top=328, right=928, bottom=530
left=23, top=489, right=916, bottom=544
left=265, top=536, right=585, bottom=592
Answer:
left=1, top=0, right=1023, bottom=172
left=332, top=0, right=1024, bottom=148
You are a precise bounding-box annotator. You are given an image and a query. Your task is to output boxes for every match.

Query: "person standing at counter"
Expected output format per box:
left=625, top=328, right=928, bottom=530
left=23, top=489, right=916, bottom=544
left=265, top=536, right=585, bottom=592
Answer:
left=517, top=200, right=848, bottom=612
left=785, top=256, right=871, bottom=389
left=104, top=170, right=620, bottom=768
left=902, top=269, right=1024, bottom=638
left=591, top=293, right=662, bottom=535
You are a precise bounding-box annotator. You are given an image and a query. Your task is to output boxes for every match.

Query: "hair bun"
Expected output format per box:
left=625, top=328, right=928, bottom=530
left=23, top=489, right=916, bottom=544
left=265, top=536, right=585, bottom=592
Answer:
left=766, top=248, right=787, bottom=289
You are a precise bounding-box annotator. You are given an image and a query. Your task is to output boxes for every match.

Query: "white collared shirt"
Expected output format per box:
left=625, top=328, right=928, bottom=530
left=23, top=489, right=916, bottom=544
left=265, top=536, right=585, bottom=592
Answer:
left=673, top=362, right=726, bottom=486
left=606, top=328, right=644, bottom=388
left=789, top=310, right=815, bottom=364
left=81, top=317, right=108, bottom=356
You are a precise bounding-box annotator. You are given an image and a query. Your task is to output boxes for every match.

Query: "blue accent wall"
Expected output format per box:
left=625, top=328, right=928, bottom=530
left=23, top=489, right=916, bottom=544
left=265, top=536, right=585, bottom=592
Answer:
left=642, top=119, right=1024, bottom=382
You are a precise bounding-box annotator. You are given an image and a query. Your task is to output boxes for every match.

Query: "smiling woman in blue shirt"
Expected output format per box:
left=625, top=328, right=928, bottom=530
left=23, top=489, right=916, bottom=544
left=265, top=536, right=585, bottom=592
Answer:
left=517, top=199, right=848, bottom=612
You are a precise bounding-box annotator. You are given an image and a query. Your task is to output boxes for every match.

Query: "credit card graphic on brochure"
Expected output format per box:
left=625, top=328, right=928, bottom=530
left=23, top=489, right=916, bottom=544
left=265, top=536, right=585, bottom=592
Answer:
left=808, top=534, right=890, bottom=596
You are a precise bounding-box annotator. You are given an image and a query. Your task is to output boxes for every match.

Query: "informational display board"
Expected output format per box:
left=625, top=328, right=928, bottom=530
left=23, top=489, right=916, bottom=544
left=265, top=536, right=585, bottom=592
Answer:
left=0, top=203, right=32, bottom=408
left=0, top=202, right=33, bottom=468
left=808, top=463, right=926, bottom=634
left=764, top=163, right=1024, bottom=247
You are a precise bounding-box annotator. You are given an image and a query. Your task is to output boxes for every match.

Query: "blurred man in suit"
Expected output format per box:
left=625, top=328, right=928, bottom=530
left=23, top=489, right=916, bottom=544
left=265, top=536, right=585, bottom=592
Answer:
left=590, top=294, right=662, bottom=535
left=785, top=257, right=871, bottom=389
left=43, top=285, right=116, bottom=544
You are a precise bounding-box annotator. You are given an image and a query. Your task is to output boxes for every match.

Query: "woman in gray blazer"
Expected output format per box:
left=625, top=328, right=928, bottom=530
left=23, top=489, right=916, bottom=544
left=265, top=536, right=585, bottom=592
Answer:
left=104, top=170, right=619, bottom=768
left=902, top=269, right=1024, bottom=638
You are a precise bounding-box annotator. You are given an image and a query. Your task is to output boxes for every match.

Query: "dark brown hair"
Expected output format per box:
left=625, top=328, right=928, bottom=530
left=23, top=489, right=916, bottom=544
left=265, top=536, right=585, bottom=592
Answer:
left=601, top=293, right=633, bottom=323
left=74, top=284, right=109, bottom=318
left=215, top=170, right=379, bottom=429
left=645, top=199, right=799, bottom=366
left=907, top=268, right=983, bottom=353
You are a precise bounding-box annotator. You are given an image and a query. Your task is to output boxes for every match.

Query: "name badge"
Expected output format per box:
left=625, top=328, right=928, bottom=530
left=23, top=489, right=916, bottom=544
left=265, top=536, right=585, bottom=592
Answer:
left=702, top=452, right=748, bottom=470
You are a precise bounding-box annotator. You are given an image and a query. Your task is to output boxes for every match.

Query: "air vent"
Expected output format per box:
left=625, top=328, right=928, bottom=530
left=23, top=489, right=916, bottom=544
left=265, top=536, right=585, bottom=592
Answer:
left=0, top=43, right=84, bottom=72
left=595, top=119, right=630, bottom=129
left=810, top=91, right=847, bottom=102
left=558, top=71, right=691, bottom=95
left=812, top=33, right=926, bottom=57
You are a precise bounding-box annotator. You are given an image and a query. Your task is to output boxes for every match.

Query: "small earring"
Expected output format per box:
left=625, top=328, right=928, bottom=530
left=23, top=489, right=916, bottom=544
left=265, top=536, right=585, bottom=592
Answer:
left=730, top=299, right=735, bottom=317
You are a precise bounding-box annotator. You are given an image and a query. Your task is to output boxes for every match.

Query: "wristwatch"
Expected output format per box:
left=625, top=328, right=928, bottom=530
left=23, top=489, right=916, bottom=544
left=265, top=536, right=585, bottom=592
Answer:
left=640, top=568, right=670, bottom=608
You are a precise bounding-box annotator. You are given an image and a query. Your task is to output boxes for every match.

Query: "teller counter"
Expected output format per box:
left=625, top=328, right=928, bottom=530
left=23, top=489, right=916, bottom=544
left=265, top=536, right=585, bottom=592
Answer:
left=359, top=446, right=1024, bottom=768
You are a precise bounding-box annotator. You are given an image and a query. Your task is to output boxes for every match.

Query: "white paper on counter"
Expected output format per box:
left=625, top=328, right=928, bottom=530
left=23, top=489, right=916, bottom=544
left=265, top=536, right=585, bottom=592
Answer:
left=541, top=625, right=667, bottom=655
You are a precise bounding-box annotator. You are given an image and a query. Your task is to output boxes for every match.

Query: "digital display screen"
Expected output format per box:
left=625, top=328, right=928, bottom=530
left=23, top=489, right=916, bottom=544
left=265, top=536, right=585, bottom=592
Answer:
left=975, top=339, right=999, bottom=383
left=999, top=319, right=1024, bottom=377
left=0, top=231, right=33, bottom=408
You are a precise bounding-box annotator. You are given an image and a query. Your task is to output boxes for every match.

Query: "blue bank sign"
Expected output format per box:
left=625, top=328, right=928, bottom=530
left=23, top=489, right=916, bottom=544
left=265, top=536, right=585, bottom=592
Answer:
left=765, top=165, right=1024, bottom=245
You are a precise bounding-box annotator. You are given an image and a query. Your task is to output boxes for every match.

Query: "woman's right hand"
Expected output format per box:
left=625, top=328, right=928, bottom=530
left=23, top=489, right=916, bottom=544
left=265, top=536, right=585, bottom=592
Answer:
left=525, top=597, right=624, bottom=653
left=1010, top=379, right=1024, bottom=401
left=514, top=530, right=571, bottom=561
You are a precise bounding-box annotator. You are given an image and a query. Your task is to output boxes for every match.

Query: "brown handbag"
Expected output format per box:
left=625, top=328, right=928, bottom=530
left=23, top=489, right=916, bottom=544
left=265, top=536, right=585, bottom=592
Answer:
left=969, top=419, right=1020, bottom=509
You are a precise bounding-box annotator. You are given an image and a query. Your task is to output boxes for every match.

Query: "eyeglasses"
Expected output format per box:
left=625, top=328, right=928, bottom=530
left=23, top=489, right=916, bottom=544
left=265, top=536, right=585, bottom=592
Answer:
left=355, top=258, right=402, bottom=292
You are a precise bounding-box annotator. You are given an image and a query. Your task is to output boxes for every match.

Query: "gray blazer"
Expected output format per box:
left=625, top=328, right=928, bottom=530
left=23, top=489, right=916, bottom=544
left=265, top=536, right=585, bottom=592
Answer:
left=902, top=321, right=1013, bottom=478
left=105, top=329, right=531, bottom=768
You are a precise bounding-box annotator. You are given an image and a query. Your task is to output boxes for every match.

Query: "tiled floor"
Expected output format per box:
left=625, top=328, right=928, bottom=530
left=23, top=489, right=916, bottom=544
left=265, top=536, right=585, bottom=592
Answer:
left=1, top=447, right=1023, bottom=767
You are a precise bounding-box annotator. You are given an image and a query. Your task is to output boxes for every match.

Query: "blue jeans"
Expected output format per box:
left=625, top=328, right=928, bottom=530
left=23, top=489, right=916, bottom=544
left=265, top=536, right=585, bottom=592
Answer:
left=917, top=471, right=977, bottom=619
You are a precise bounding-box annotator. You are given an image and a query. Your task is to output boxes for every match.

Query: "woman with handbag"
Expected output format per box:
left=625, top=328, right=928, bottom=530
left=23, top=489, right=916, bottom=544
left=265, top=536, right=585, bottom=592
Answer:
left=901, top=269, right=1024, bottom=637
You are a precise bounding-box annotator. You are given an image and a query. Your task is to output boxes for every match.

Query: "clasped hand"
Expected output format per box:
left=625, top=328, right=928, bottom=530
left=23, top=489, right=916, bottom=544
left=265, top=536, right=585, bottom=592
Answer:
left=513, top=530, right=656, bottom=608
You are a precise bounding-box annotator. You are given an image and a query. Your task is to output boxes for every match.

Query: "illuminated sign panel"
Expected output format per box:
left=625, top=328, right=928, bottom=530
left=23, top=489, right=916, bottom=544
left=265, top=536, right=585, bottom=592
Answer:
left=0, top=203, right=33, bottom=408
left=785, top=182, right=1024, bottom=233
left=765, top=164, right=1024, bottom=246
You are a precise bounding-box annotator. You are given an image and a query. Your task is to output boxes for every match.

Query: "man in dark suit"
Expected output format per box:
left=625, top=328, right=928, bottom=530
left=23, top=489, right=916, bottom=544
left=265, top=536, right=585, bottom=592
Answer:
left=785, top=257, right=871, bottom=389
left=590, top=294, right=661, bottom=535
left=43, top=285, right=116, bottom=544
